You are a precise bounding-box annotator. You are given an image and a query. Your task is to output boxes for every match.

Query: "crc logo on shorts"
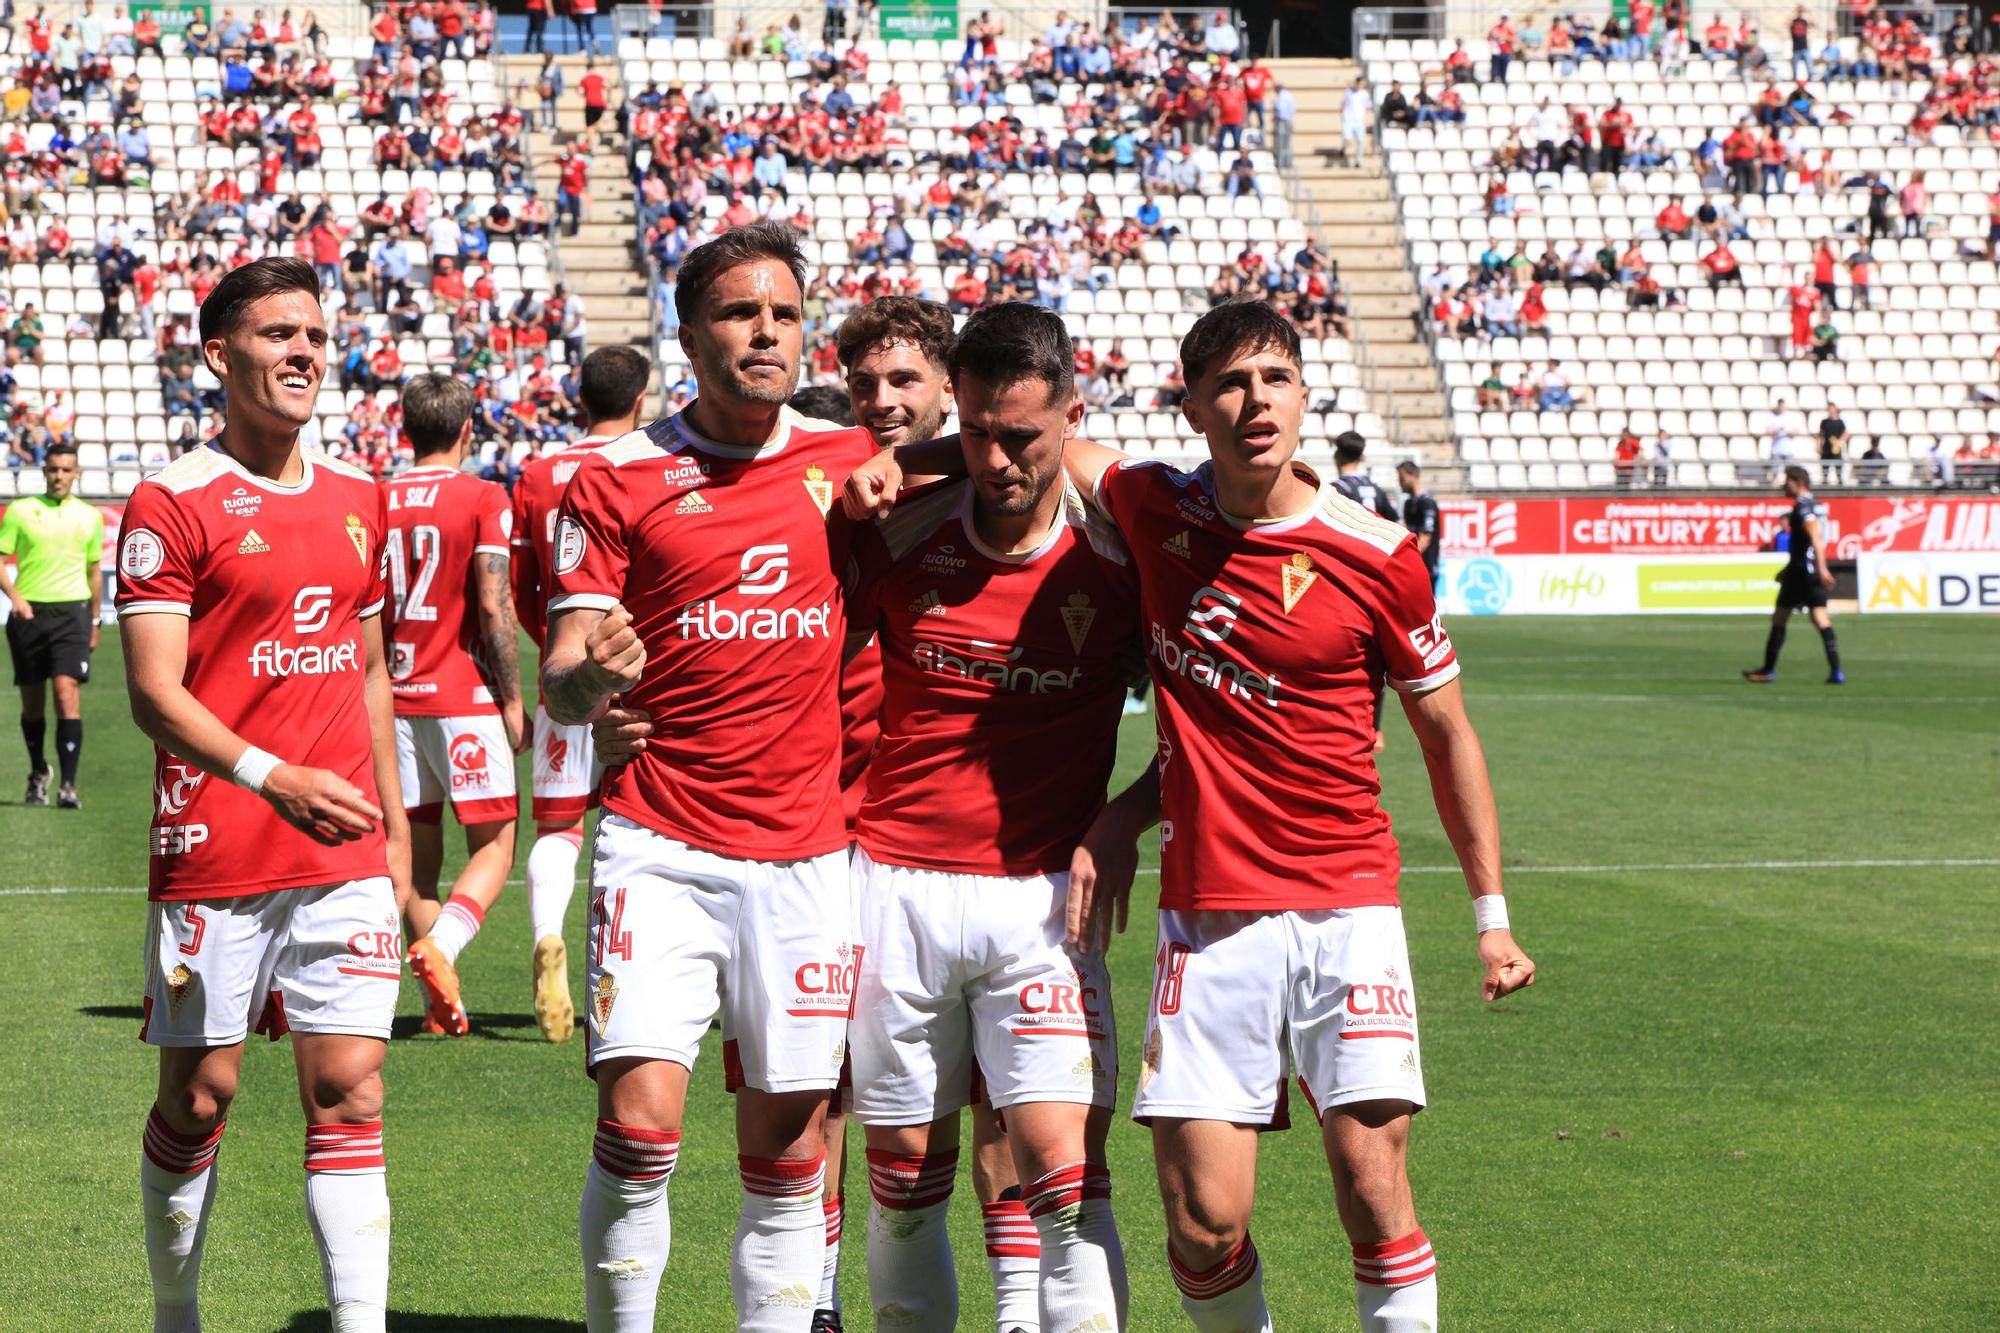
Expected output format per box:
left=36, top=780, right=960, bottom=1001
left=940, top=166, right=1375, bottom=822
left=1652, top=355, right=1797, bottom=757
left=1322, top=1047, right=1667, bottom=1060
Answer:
left=293, top=586, right=334, bottom=634
left=121, top=528, right=166, bottom=580
left=738, top=544, right=789, bottom=595
left=554, top=517, right=586, bottom=576
left=1182, top=586, right=1241, bottom=643
left=789, top=943, right=864, bottom=1019
left=449, top=733, right=490, bottom=789
left=345, top=928, right=404, bottom=961
left=157, top=764, right=205, bottom=818
left=1015, top=967, right=1107, bottom=1040
left=1342, top=978, right=1418, bottom=1041
left=1406, top=613, right=1453, bottom=670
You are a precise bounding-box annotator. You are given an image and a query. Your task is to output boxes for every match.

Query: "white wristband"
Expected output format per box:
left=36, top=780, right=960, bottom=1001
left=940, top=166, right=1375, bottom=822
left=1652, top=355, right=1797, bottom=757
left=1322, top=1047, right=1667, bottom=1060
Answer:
left=232, top=747, right=283, bottom=794
left=1472, top=895, right=1510, bottom=934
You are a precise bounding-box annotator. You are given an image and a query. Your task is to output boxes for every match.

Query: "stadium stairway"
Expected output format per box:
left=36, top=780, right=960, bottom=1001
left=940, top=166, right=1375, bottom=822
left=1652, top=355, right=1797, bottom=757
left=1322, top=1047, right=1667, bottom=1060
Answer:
left=1273, top=57, right=1454, bottom=480
left=522, top=53, right=655, bottom=357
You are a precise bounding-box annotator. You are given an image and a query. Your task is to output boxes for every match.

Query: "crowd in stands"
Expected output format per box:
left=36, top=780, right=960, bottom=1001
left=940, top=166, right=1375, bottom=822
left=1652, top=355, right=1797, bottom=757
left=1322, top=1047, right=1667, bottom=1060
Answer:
left=620, top=10, right=1342, bottom=417
left=0, top=0, right=592, bottom=484
left=1363, top=1, right=2000, bottom=486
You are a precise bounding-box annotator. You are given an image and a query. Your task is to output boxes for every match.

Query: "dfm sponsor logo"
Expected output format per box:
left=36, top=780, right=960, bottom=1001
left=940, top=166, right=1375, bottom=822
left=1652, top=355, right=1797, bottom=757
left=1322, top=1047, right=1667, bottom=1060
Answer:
left=449, top=734, right=490, bottom=789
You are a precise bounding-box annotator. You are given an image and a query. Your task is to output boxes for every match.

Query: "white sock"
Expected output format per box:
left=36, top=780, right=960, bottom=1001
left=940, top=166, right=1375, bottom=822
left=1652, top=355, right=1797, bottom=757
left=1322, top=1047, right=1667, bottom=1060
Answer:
left=302, top=1123, right=390, bottom=1333
left=734, top=1153, right=828, bottom=1331
left=982, top=1198, right=1042, bottom=1332
left=1353, top=1227, right=1438, bottom=1332
left=428, top=897, right=485, bottom=964
left=864, top=1149, right=959, bottom=1332
left=1171, top=1233, right=1272, bottom=1333
left=1024, top=1163, right=1126, bottom=1333
left=528, top=829, right=584, bottom=943
left=142, top=1108, right=223, bottom=1333
left=581, top=1120, right=680, bottom=1333
left=818, top=1195, right=843, bottom=1312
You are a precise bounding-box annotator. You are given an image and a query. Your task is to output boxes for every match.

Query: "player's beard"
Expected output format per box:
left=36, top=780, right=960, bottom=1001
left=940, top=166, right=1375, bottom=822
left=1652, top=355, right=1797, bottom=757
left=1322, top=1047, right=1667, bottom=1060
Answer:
left=867, top=399, right=946, bottom=449
left=709, top=351, right=800, bottom=407
left=980, top=454, right=1057, bottom=516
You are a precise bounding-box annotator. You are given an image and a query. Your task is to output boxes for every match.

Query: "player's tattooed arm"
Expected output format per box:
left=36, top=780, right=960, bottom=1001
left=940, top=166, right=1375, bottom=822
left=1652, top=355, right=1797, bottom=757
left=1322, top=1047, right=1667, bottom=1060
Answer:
left=474, top=551, right=528, bottom=752
left=542, top=603, right=644, bottom=725
left=1400, top=679, right=1536, bottom=1002
left=1066, top=758, right=1161, bottom=954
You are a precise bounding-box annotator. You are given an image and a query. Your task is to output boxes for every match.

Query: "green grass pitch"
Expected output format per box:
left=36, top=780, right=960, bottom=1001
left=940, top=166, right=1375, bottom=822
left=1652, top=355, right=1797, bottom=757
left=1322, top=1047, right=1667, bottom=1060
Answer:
left=0, top=615, right=1994, bottom=1330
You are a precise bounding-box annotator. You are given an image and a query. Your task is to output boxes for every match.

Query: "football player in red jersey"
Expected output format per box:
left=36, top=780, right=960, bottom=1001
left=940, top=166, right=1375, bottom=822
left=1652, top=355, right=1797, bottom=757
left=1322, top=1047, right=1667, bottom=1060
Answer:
left=540, top=222, right=880, bottom=1332
left=383, top=374, right=527, bottom=1038
left=117, top=258, right=409, bottom=1333
left=509, top=345, right=651, bottom=1044
left=847, top=300, right=1537, bottom=1332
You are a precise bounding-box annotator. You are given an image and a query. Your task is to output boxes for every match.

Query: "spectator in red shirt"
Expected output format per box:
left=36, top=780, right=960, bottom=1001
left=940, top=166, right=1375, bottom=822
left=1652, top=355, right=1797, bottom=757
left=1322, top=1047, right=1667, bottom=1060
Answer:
left=1812, top=237, right=1839, bottom=309
left=1614, top=429, right=1644, bottom=487
left=1657, top=197, right=1692, bottom=240
left=1724, top=119, right=1760, bottom=195
left=580, top=64, right=608, bottom=130
left=1701, top=241, right=1743, bottom=287
left=1212, top=75, right=1248, bottom=153
left=1599, top=100, right=1633, bottom=173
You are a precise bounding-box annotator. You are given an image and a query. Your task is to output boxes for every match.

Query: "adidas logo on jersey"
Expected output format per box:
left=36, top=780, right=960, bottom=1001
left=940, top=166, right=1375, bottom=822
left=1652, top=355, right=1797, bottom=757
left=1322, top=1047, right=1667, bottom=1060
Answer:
left=908, top=590, right=946, bottom=616
left=236, top=529, right=270, bottom=555
left=675, top=491, right=712, bottom=514
left=1163, top=529, right=1192, bottom=558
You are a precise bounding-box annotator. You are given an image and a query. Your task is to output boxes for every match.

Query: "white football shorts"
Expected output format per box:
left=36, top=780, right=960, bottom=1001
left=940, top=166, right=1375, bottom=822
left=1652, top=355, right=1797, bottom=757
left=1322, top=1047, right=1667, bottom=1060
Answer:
left=530, top=703, right=602, bottom=825
left=584, top=814, right=852, bottom=1093
left=140, top=877, right=401, bottom=1046
left=395, top=713, right=518, bottom=825
left=1132, top=906, right=1426, bottom=1128
left=849, top=846, right=1118, bottom=1125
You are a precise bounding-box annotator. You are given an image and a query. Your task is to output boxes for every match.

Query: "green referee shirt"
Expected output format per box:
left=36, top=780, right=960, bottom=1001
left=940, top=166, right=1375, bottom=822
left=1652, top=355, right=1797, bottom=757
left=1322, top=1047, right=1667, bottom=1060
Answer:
left=0, top=493, right=104, bottom=603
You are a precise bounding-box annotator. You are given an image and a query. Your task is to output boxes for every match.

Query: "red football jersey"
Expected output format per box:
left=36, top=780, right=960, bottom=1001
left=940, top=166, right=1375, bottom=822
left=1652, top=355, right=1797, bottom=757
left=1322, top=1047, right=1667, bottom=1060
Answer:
left=849, top=481, right=1141, bottom=876
left=549, top=407, right=877, bottom=859
left=839, top=638, right=883, bottom=836
left=510, top=434, right=620, bottom=648
left=381, top=465, right=512, bottom=716
left=115, top=447, right=391, bottom=901
left=1098, top=459, right=1459, bottom=912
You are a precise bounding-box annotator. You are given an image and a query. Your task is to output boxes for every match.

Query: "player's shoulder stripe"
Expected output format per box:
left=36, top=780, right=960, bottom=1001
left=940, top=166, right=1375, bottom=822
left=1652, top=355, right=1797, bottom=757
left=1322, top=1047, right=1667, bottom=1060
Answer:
left=599, top=426, right=669, bottom=466
left=1315, top=485, right=1410, bottom=557
left=309, top=448, right=376, bottom=483
left=143, top=447, right=231, bottom=495
left=1063, top=479, right=1129, bottom=566
left=875, top=480, right=964, bottom=562
left=781, top=404, right=858, bottom=436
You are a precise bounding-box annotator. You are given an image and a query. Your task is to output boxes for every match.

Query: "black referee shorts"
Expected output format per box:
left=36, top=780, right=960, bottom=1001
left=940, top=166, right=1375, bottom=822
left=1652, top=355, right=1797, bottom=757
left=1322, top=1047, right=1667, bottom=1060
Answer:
left=1776, top=568, right=1829, bottom=611
left=6, top=601, right=93, bottom=685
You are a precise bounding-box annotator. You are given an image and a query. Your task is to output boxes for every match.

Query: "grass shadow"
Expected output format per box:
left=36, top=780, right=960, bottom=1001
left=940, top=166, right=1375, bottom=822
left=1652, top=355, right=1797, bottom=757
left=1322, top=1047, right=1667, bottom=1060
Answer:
left=80, top=1003, right=145, bottom=1022
left=391, top=1011, right=542, bottom=1042
left=279, top=1314, right=583, bottom=1332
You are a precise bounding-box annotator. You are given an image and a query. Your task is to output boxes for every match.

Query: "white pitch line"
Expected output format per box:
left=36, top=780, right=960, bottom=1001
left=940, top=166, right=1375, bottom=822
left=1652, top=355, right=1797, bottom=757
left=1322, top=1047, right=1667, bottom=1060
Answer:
left=7, top=857, right=1995, bottom=899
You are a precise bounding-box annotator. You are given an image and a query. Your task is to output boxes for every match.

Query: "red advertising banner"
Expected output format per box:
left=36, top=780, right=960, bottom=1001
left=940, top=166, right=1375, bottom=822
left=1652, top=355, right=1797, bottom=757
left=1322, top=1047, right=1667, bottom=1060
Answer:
left=1439, top=495, right=2000, bottom=560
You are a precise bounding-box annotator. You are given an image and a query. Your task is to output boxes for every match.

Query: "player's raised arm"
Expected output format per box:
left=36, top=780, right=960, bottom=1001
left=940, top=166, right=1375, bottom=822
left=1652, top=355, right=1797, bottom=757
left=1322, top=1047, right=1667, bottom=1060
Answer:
left=841, top=433, right=963, bottom=519
left=541, top=603, right=643, bottom=725
left=1399, top=678, right=1535, bottom=1002
left=1062, top=436, right=1131, bottom=512
left=122, top=610, right=382, bottom=843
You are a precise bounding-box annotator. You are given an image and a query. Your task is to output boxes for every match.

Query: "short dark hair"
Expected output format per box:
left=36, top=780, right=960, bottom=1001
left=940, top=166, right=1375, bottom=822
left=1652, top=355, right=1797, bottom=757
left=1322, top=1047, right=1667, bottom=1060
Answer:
left=1178, top=299, right=1302, bottom=388
left=1333, top=431, right=1368, bottom=466
left=42, top=440, right=77, bottom=462
left=199, top=255, right=320, bottom=343
left=947, top=301, right=1072, bottom=402
left=578, top=346, right=652, bottom=424
left=673, top=220, right=808, bottom=326
left=400, top=373, right=477, bottom=455
left=835, top=296, right=956, bottom=373
left=1397, top=460, right=1422, bottom=477
left=1784, top=464, right=1812, bottom=486
left=788, top=384, right=856, bottom=425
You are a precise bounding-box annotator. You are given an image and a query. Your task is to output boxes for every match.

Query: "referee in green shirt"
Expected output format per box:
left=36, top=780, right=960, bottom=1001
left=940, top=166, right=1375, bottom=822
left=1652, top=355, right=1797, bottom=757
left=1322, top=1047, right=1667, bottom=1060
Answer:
left=0, top=442, right=103, bottom=807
